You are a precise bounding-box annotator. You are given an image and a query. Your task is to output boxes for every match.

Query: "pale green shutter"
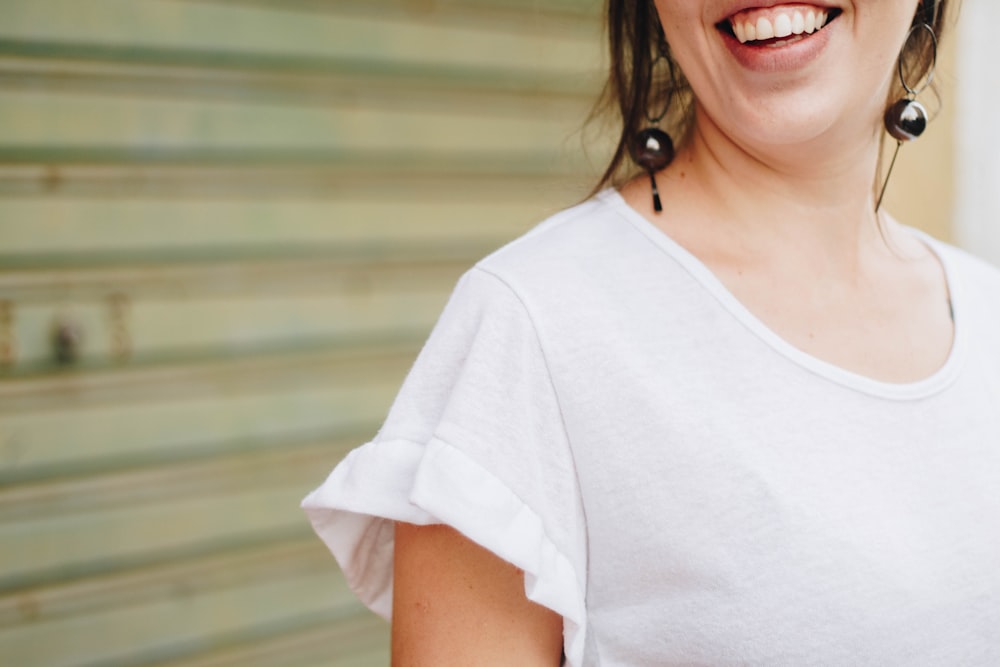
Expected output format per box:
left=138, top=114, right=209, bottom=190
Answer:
left=0, top=1, right=602, bottom=665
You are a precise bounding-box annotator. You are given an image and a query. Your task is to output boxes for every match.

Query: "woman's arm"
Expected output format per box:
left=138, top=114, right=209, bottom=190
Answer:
left=391, top=522, right=564, bottom=666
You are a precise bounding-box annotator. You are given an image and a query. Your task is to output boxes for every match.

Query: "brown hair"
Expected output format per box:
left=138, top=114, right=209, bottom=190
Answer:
left=590, top=0, right=950, bottom=193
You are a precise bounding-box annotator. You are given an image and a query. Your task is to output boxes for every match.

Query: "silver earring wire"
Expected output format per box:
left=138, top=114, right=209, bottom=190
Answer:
left=876, top=21, right=937, bottom=212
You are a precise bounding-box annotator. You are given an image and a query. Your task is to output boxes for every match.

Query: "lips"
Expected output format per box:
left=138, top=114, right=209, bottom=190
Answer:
left=719, top=4, right=841, bottom=46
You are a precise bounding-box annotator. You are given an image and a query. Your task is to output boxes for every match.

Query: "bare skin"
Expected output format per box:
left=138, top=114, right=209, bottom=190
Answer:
left=391, top=522, right=563, bottom=667
left=619, top=108, right=953, bottom=384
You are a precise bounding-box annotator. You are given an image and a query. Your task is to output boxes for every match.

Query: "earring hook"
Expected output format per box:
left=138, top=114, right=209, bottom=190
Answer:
left=899, top=22, right=937, bottom=99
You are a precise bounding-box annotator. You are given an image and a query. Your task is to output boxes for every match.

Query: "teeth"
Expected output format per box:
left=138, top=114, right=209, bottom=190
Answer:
left=731, top=7, right=831, bottom=45
left=774, top=14, right=792, bottom=38
left=804, top=10, right=817, bottom=33
left=756, top=16, right=775, bottom=40
left=791, top=11, right=804, bottom=34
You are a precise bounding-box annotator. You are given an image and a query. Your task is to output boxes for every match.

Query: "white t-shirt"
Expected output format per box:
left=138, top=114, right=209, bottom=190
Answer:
left=303, top=190, right=1000, bottom=666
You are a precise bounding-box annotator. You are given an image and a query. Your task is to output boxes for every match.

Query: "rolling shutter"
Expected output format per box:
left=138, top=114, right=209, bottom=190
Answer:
left=0, top=2, right=603, bottom=665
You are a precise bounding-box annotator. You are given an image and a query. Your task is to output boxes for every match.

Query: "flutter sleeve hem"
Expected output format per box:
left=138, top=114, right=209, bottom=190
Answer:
left=301, top=435, right=587, bottom=667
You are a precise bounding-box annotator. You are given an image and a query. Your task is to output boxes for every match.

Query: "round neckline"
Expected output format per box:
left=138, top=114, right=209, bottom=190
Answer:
left=601, top=188, right=967, bottom=401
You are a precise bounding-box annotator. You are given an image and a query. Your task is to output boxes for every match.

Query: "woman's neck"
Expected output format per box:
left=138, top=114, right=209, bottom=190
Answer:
left=653, top=105, right=891, bottom=274
left=617, top=108, right=954, bottom=384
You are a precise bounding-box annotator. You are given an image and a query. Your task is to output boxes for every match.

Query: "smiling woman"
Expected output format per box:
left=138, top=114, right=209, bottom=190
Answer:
left=303, top=1, right=1000, bottom=665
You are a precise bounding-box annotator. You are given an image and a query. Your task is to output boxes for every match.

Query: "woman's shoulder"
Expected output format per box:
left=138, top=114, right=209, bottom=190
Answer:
left=918, top=235, right=1000, bottom=348
left=479, top=190, right=627, bottom=266
left=925, top=234, right=1000, bottom=294
left=471, top=189, right=679, bottom=297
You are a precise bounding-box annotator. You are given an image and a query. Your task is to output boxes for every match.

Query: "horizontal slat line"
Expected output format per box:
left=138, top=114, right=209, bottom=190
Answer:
left=0, top=240, right=481, bottom=269
left=0, top=38, right=594, bottom=93
left=0, top=197, right=552, bottom=254
left=0, top=72, right=586, bottom=121
left=0, top=420, right=373, bottom=487
left=0, top=337, right=420, bottom=412
left=2, top=559, right=355, bottom=667
left=0, top=151, right=592, bottom=199
left=1, top=452, right=335, bottom=518
left=0, top=164, right=589, bottom=199
left=0, top=536, right=335, bottom=628
left=4, top=331, right=426, bottom=382
left=143, top=608, right=388, bottom=667
left=0, top=436, right=357, bottom=520
left=3, top=487, right=319, bottom=602
left=0, top=379, right=400, bottom=485
left=0, top=58, right=596, bottom=111
left=0, top=146, right=583, bottom=171
left=1, top=325, right=421, bottom=373
left=0, top=237, right=488, bottom=270
left=0, top=523, right=314, bottom=597
left=81, top=607, right=386, bottom=667
left=0, top=248, right=480, bottom=296
left=202, top=0, right=600, bottom=24
left=11, top=294, right=448, bottom=377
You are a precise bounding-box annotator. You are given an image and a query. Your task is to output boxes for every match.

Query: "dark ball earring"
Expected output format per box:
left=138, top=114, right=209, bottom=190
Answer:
left=632, top=127, right=675, bottom=193
left=884, top=98, right=928, bottom=142
left=630, top=43, right=677, bottom=213
left=876, top=20, right=937, bottom=211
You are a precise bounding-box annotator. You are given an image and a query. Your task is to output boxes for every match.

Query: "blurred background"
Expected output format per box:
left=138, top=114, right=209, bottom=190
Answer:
left=0, top=2, right=995, bottom=666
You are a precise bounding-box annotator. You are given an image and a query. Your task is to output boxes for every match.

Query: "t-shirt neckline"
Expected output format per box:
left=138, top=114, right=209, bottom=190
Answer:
left=601, top=188, right=967, bottom=401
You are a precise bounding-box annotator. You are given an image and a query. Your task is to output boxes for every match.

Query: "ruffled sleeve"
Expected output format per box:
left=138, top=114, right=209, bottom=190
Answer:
left=301, top=267, right=588, bottom=666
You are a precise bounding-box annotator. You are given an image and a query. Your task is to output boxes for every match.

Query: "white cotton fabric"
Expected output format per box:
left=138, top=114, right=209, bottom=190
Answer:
left=302, top=190, right=1000, bottom=666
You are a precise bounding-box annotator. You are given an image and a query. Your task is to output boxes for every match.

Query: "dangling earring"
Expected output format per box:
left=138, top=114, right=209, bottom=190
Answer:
left=876, top=17, right=938, bottom=212
left=630, top=41, right=676, bottom=213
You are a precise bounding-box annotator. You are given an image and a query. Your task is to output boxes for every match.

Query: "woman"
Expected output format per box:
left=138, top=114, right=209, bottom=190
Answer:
left=303, top=0, right=1000, bottom=664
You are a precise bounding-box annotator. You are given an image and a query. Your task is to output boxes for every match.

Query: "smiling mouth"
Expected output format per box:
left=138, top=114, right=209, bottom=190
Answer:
left=718, top=5, right=842, bottom=46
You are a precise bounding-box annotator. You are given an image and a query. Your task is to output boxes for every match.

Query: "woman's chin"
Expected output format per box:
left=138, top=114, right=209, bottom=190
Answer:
left=699, top=93, right=876, bottom=161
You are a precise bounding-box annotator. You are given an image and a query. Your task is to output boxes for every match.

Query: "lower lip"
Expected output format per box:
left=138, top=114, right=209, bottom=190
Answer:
left=721, top=21, right=834, bottom=73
